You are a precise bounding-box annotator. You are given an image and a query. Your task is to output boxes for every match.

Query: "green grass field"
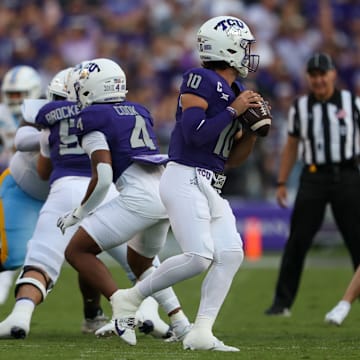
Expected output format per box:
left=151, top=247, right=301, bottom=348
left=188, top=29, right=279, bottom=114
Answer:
left=1, top=250, right=360, bottom=360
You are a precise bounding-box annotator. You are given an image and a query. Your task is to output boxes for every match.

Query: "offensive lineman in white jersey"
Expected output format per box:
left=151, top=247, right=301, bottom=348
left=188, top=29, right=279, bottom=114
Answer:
left=0, top=66, right=46, bottom=305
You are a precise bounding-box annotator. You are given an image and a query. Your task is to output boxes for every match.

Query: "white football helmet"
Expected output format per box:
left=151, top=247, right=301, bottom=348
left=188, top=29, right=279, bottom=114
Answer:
left=65, top=61, right=90, bottom=101
left=75, top=58, right=128, bottom=109
left=197, top=16, right=259, bottom=78
left=1, top=65, right=42, bottom=115
left=47, top=67, right=73, bottom=101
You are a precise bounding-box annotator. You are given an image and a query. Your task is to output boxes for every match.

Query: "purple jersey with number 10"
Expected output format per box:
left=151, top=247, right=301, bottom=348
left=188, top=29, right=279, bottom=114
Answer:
left=74, top=101, right=160, bottom=182
left=36, top=100, right=92, bottom=184
left=169, top=67, right=245, bottom=172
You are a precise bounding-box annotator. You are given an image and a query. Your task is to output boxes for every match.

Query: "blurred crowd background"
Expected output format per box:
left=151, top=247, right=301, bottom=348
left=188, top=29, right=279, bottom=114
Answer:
left=1, top=0, right=360, bottom=201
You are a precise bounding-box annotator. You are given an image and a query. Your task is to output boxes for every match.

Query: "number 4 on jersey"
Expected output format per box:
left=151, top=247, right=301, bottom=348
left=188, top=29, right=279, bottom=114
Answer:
left=130, top=115, right=156, bottom=150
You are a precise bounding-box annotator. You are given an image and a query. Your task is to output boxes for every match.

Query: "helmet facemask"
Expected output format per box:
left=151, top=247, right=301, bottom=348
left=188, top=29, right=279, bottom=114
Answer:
left=4, top=91, right=30, bottom=115
left=47, top=67, right=73, bottom=101
left=65, top=61, right=89, bottom=102
left=229, top=39, right=259, bottom=78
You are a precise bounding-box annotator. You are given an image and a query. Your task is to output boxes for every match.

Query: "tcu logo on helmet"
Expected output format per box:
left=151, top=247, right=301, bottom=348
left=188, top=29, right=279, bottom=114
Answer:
left=78, top=62, right=101, bottom=82
left=82, top=62, right=101, bottom=75
left=214, top=18, right=245, bottom=31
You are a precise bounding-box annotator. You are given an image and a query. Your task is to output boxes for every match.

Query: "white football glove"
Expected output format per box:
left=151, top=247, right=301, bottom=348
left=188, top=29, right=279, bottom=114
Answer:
left=57, top=207, right=86, bottom=234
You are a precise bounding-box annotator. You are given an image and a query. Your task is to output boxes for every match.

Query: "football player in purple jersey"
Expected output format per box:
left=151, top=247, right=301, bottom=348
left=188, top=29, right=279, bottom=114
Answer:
left=0, top=67, right=170, bottom=340
left=0, top=67, right=117, bottom=339
left=58, top=58, right=190, bottom=346
left=103, top=16, right=264, bottom=352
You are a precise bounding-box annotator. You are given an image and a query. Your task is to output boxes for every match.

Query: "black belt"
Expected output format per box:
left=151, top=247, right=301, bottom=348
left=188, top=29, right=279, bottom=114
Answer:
left=305, top=160, right=358, bottom=173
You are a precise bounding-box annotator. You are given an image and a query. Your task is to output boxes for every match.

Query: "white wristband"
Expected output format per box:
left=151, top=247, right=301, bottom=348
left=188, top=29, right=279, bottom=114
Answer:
left=226, top=106, right=239, bottom=119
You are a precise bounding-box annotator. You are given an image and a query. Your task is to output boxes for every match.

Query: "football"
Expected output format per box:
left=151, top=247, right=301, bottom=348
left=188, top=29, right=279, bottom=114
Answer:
left=242, top=100, right=272, bottom=137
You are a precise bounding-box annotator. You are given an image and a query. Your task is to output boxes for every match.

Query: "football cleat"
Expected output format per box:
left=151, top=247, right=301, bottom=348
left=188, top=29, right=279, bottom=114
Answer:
left=108, top=289, right=142, bottom=345
left=0, top=315, right=29, bottom=339
left=183, top=328, right=239, bottom=352
left=165, top=323, right=192, bottom=343
left=325, top=300, right=351, bottom=326
left=81, top=312, right=109, bottom=334
left=95, top=317, right=137, bottom=345
left=10, top=327, right=27, bottom=339
left=94, top=320, right=115, bottom=338
left=136, top=297, right=172, bottom=339
left=264, top=304, right=291, bottom=317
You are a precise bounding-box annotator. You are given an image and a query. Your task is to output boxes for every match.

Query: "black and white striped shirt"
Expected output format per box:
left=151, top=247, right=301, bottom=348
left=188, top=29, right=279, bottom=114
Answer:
left=288, top=89, right=360, bottom=165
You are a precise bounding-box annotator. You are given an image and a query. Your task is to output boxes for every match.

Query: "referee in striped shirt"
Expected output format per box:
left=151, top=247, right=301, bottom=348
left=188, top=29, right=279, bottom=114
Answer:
left=265, top=52, right=360, bottom=316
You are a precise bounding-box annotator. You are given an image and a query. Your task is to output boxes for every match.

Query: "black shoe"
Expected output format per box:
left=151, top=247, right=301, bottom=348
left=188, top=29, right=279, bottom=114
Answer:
left=264, top=304, right=291, bottom=316
left=11, top=326, right=27, bottom=339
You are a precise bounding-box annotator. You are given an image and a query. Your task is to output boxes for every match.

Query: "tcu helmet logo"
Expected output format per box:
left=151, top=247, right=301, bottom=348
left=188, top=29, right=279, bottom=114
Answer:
left=77, top=62, right=100, bottom=82
left=85, top=62, right=101, bottom=73
left=214, top=18, right=245, bottom=32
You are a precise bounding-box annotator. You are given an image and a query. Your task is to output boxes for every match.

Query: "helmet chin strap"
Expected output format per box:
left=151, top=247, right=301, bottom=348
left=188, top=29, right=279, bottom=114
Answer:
left=230, top=59, right=248, bottom=78
left=238, top=67, right=248, bottom=78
